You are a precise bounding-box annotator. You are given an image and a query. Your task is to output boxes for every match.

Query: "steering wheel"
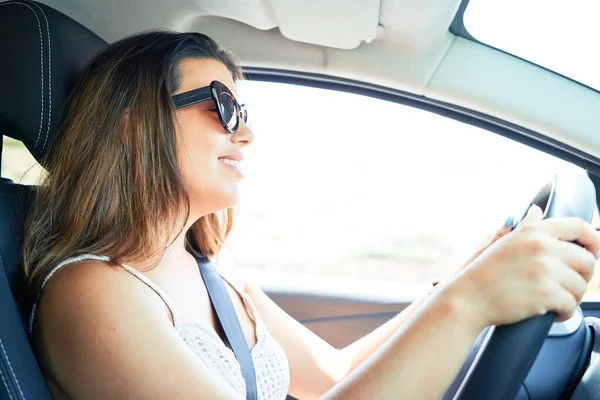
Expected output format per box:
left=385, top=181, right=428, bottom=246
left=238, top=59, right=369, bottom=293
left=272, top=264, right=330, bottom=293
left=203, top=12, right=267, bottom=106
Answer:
left=449, top=170, right=597, bottom=400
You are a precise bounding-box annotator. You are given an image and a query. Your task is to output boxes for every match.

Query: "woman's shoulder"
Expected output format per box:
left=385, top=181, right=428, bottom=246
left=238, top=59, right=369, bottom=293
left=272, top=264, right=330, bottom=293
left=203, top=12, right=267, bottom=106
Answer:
left=40, top=256, right=132, bottom=304
left=37, top=256, right=173, bottom=336
left=44, top=255, right=121, bottom=282
left=34, top=256, right=244, bottom=399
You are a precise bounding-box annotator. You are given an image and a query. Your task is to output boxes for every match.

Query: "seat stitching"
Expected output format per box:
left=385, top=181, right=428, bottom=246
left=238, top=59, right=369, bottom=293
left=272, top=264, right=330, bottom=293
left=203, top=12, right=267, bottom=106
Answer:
left=0, top=340, right=17, bottom=400
left=0, top=258, right=11, bottom=400
left=0, top=367, right=14, bottom=400
left=0, top=2, right=44, bottom=152
left=0, top=341, right=24, bottom=400
left=0, top=340, right=24, bottom=400
left=31, top=1, right=52, bottom=153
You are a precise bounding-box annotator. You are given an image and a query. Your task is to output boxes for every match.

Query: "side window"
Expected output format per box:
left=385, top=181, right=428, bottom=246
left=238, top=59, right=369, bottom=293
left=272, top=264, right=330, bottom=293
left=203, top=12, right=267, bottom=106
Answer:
left=222, top=80, right=600, bottom=294
left=1, top=136, right=46, bottom=184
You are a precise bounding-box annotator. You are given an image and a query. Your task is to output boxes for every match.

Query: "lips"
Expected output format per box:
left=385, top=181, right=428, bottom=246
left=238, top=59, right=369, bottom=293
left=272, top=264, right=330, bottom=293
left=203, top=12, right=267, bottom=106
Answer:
left=218, top=150, right=244, bottom=162
left=220, top=158, right=240, bottom=169
left=218, top=150, right=244, bottom=176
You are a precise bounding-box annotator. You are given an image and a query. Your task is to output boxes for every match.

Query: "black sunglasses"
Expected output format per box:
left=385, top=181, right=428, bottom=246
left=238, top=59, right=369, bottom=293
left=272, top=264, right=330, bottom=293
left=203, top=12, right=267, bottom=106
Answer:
left=171, top=80, right=248, bottom=134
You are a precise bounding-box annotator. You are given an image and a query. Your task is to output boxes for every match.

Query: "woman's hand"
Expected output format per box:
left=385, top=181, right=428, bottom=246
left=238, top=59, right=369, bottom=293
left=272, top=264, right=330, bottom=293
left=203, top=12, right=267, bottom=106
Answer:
left=458, top=208, right=548, bottom=272
left=448, top=204, right=600, bottom=328
left=457, top=215, right=516, bottom=272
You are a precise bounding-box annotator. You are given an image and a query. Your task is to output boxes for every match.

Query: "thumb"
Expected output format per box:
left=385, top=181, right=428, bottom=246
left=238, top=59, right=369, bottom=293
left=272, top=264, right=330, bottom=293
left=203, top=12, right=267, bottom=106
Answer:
left=521, top=203, right=544, bottom=225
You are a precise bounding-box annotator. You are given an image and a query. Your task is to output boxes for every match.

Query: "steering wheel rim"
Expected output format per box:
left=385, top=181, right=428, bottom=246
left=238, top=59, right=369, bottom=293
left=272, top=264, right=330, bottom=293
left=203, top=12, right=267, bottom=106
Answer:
left=452, top=171, right=597, bottom=400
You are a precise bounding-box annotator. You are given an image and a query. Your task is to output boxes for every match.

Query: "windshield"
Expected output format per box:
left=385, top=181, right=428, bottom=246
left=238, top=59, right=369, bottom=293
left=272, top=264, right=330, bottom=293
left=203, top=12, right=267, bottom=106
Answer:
left=464, top=0, right=600, bottom=91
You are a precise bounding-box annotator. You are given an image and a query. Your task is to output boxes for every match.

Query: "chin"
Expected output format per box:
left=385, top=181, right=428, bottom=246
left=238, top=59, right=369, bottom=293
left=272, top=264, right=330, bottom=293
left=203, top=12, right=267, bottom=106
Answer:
left=220, top=194, right=240, bottom=211
left=191, top=188, right=240, bottom=216
left=220, top=185, right=241, bottom=208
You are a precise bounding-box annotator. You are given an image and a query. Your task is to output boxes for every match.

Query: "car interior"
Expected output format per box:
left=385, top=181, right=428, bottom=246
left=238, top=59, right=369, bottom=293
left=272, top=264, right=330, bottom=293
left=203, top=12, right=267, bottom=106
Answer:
left=2, top=0, right=600, bottom=399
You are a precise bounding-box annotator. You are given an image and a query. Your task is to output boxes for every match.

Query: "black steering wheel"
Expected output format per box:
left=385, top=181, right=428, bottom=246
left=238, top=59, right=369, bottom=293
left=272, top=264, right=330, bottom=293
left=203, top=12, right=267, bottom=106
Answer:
left=449, top=170, right=597, bottom=400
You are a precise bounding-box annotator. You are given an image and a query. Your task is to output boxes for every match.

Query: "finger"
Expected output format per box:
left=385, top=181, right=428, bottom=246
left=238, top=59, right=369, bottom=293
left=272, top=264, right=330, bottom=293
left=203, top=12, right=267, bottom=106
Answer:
left=555, top=261, right=589, bottom=303
left=547, top=286, right=578, bottom=322
left=521, top=204, right=544, bottom=225
left=553, top=240, right=597, bottom=282
left=477, top=216, right=514, bottom=249
left=541, top=218, right=600, bottom=257
left=474, top=233, right=493, bottom=249
left=493, top=216, right=514, bottom=240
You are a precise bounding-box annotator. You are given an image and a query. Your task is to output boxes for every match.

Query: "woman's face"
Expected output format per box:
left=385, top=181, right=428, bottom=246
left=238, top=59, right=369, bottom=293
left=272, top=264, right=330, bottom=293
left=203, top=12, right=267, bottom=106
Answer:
left=173, top=58, right=254, bottom=218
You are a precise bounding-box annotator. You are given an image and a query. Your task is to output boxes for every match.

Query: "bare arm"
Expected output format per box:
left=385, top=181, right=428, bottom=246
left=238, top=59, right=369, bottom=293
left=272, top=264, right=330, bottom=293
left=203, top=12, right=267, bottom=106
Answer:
left=246, top=221, right=514, bottom=399
left=249, top=212, right=600, bottom=399
left=337, top=287, right=433, bottom=374
left=36, top=261, right=244, bottom=400
left=337, top=219, right=514, bottom=375
left=323, top=213, right=600, bottom=398
left=246, top=279, right=469, bottom=399
left=321, top=283, right=484, bottom=399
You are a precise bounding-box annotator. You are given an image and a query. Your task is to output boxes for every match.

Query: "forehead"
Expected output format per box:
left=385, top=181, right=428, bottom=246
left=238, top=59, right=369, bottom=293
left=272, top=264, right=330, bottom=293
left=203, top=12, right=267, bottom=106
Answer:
left=175, top=58, right=238, bottom=97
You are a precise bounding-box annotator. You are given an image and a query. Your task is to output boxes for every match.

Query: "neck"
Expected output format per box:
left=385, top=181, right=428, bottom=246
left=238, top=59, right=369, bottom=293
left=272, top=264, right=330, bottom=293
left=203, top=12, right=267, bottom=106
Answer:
left=126, top=211, right=203, bottom=271
left=160, top=213, right=202, bottom=264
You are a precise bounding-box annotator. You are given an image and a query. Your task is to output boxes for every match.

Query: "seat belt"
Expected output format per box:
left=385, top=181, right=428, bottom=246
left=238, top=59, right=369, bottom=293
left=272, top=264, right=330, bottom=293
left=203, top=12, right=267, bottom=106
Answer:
left=191, top=250, right=258, bottom=400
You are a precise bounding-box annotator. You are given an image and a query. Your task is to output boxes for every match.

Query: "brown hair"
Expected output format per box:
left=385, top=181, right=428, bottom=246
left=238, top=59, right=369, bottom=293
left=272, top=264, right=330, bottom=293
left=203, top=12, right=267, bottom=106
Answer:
left=23, top=31, right=242, bottom=299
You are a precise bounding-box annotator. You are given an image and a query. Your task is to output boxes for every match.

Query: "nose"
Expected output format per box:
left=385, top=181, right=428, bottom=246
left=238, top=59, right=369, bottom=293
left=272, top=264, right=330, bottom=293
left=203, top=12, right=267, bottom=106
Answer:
left=231, top=120, right=254, bottom=147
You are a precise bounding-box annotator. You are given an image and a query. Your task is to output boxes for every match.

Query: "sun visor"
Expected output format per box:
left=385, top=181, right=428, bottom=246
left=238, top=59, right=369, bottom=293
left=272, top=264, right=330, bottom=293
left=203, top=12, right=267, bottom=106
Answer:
left=269, top=0, right=381, bottom=49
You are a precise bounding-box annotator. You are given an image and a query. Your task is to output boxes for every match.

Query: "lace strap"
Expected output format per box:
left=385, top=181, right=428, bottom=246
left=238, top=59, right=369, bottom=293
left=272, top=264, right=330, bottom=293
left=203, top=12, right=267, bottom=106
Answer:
left=30, top=254, right=112, bottom=335
left=29, top=254, right=183, bottom=335
left=119, top=263, right=183, bottom=326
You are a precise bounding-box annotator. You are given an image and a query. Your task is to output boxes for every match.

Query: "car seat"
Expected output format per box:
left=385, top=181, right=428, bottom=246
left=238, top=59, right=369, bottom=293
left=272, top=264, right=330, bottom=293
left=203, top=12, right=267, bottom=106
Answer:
left=0, top=2, right=106, bottom=398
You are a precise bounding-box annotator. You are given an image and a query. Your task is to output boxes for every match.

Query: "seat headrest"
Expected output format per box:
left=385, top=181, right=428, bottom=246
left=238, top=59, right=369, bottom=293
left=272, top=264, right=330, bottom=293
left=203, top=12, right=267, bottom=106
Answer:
left=0, top=0, right=107, bottom=163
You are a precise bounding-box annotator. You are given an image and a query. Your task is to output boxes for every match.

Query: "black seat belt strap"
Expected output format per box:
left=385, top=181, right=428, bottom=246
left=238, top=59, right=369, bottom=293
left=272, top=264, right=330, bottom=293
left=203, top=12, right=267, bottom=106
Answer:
left=193, top=252, right=258, bottom=400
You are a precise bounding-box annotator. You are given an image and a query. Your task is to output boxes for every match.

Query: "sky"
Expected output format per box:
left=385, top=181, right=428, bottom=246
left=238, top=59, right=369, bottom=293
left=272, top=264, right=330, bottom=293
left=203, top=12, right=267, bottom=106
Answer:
left=465, top=0, right=600, bottom=91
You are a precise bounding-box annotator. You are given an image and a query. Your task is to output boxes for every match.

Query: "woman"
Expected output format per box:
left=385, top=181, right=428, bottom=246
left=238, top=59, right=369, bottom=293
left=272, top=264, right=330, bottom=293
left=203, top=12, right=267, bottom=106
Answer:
left=23, top=31, right=599, bottom=400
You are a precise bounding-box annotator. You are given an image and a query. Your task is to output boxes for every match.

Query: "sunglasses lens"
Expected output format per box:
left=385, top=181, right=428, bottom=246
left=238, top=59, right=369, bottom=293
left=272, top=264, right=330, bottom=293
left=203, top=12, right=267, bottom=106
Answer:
left=213, top=82, right=238, bottom=133
left=218, top=92, right=237, bottom=132
left=240, top=106, right=248, bottom=124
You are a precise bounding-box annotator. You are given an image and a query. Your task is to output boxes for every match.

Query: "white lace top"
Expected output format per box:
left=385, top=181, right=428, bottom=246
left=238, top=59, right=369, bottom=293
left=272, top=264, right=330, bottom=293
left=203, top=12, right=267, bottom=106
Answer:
left=30, top=254, right=291, bottom=399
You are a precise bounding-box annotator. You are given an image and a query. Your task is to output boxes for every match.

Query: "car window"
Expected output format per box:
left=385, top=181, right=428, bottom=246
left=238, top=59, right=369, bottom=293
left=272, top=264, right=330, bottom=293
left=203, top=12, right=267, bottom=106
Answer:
left=3, top=81, right=600, bottom=295
left=225, top=80, right=600, bottom=294
left=1, top=137, right=46, bottom=184
left=464, top=0, right=600, bottom=91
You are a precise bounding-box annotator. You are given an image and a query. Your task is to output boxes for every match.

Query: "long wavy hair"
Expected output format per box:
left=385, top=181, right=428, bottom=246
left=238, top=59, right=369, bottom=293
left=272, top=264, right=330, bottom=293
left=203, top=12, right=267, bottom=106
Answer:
left=23, top=31, right=242, bottom=299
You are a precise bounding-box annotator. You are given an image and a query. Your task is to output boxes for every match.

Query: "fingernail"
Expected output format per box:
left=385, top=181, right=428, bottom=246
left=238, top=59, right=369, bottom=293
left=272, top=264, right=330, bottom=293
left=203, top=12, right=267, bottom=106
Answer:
left=596, top=251, right=600, bottom=260
left=504, top=216, right=514, bottom=228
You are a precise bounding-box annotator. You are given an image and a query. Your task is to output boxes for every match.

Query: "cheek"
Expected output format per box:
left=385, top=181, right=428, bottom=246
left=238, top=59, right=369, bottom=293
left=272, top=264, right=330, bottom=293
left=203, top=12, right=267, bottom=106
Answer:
left=176, top=117, right=225, bottom=195
left=178, top=133, right=217, bottom=189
